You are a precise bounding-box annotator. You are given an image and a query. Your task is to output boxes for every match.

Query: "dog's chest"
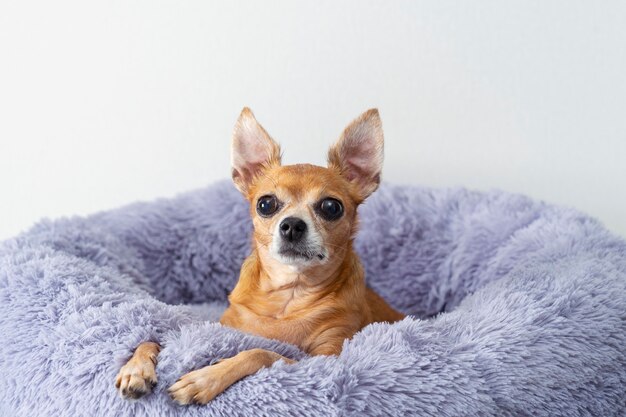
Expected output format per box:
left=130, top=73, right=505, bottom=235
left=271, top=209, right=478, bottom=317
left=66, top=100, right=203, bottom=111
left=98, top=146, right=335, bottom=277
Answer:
left=234, top=309, right=310, bottom=347
left=226, top=301, right=337, bottom=350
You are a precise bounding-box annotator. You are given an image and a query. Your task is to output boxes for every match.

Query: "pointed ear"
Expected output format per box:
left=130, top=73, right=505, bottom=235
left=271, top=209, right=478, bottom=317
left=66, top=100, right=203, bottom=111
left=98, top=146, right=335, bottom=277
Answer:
left=327, top=109, right=384, bottom=200
left=231, top=107, right=281, bottom=194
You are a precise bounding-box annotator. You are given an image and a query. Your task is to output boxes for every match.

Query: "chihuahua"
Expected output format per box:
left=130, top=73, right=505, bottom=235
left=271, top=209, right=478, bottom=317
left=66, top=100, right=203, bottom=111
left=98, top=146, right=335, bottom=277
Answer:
left=115, top=108, right=404, bottom=404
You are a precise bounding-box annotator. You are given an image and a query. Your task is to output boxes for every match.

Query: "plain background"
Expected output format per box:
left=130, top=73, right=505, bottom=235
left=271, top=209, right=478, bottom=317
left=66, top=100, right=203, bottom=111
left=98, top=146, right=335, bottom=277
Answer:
left=1, top=1, right=625, bottom=240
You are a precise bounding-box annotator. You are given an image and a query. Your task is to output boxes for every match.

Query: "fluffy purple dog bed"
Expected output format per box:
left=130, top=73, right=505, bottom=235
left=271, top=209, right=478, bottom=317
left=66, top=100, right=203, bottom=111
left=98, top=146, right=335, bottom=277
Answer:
left=0, top=181, right=624, bottom=416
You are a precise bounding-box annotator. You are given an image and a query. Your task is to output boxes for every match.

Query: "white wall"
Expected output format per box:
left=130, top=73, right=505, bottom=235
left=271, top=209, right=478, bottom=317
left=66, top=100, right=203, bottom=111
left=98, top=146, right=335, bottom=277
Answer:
left=1, top=1, right=625, bottom=239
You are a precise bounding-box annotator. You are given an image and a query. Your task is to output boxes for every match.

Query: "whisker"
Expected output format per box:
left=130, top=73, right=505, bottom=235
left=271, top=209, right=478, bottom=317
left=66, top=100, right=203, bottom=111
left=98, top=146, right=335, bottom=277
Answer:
left=253, top=232, right=348, bottom=251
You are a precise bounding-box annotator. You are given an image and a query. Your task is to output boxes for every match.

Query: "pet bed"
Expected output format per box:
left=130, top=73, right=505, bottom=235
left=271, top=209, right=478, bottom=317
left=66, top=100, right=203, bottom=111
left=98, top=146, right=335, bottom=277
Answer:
left=0, top=181, right=624, bottom=416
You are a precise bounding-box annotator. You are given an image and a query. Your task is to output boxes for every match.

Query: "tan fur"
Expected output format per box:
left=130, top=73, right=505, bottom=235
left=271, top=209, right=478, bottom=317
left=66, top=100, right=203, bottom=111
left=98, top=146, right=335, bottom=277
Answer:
left=116, top=108, right=404, bottom=405
left=115, top=342, right=159, bottom=399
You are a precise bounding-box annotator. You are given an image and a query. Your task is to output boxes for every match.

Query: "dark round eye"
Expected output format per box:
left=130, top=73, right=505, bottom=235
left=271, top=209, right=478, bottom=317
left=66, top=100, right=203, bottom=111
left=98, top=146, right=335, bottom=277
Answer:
left=256, top=195, right=279, bottom=217
left=317, top=198, right=344, bottom=221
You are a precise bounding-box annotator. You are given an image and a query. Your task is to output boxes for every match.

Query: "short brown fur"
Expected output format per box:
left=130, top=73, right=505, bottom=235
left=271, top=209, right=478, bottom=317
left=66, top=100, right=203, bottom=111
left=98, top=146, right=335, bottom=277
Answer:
left=116, top=108, right=404, bottom=405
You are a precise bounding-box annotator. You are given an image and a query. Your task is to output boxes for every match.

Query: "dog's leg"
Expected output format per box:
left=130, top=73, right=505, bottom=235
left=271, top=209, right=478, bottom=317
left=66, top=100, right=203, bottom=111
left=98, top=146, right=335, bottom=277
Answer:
left=115, top=341, right=160, bottom=399
left=168, top=348, right=294, bottom=405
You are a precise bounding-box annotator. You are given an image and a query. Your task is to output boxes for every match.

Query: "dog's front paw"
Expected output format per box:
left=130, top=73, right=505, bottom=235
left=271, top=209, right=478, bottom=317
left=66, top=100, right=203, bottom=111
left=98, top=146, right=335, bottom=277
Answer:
left=168, top=361, right=231, bottom=405
left=115, top=355, right=158, bottom=399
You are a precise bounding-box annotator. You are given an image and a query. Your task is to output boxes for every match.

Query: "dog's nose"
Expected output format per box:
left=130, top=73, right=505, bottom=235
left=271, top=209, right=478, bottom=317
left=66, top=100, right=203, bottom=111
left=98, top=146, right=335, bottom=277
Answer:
left=279, top=217, right=307, bottom=242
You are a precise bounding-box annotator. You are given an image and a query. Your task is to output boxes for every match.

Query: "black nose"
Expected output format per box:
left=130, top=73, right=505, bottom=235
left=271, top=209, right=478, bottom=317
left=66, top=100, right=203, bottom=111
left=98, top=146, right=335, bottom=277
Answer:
left=279, top=217, right=307, bottom=242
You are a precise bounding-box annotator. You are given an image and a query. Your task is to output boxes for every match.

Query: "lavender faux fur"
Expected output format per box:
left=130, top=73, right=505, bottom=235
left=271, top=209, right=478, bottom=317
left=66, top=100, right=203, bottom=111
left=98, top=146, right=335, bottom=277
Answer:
left=1, top=181, right=625, bottom=417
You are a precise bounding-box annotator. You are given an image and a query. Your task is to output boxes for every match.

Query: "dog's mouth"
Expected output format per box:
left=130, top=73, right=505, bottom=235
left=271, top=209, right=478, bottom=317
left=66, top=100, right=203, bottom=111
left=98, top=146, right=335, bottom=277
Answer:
left=278, top=247, right=325, bottom=261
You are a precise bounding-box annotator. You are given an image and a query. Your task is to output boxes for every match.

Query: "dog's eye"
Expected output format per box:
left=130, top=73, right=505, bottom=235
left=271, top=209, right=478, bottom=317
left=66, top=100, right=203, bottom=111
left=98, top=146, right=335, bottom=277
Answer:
left=317, top=198, right=343, bottom=221
left=257, top=195, right=279, bottom=217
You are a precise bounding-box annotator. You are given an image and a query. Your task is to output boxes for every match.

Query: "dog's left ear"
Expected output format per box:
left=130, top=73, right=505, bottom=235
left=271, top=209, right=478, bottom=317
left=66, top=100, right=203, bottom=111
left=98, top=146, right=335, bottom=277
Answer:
left=231, top=107, right=282, bottom=194
left=328, top=109, right=384, bottom=201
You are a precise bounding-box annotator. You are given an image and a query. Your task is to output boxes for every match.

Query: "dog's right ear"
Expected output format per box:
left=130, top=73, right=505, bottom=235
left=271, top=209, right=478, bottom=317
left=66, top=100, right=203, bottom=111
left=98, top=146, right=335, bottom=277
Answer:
left=231, top=108, right=281, bottom=194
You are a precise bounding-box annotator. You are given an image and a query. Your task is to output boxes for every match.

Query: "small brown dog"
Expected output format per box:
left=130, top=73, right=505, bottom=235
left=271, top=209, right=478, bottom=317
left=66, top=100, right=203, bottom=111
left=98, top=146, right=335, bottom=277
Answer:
left=115, top=108, right=404, bottom=404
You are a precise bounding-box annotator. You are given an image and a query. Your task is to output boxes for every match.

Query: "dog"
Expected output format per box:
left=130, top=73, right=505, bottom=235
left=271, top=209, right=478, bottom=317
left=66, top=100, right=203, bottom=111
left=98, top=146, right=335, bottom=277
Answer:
left=115, top=108, right=405, bottom=404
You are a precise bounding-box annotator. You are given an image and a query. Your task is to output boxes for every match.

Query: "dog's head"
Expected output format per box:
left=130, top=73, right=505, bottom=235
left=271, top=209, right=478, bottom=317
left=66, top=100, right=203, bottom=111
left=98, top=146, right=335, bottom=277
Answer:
left=231, top=108, right=384, bottom=278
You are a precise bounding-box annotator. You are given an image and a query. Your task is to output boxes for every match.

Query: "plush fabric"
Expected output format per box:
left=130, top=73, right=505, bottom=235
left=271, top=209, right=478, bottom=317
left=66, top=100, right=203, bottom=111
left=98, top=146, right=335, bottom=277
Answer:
left=0, top=180, right=624, bottom=417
